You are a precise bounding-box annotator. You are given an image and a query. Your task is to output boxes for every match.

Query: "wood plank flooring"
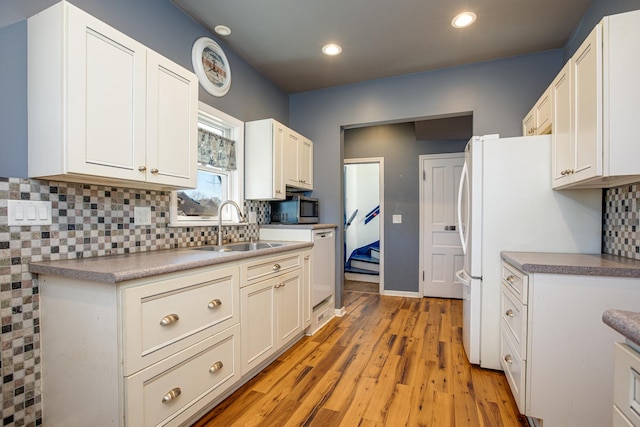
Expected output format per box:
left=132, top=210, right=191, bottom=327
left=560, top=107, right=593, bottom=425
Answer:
left=192, top=291, right=528, bottom=427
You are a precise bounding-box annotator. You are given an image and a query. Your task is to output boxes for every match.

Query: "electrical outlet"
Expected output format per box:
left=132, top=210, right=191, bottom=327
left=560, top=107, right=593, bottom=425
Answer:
left=134, top=206, right=152, bottom=226
left=248, top=211, right=257, bottom=224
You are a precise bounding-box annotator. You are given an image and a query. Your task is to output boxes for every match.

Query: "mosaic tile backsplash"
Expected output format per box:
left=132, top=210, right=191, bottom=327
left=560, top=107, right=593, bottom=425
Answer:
left=0, top=177, right=269, bottom=427
left=603, top=182, right=640, bottom=259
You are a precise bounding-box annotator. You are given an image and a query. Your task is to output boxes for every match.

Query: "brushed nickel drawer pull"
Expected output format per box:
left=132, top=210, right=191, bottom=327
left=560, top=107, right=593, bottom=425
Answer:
left=506, top=275, right=515, bottom=284
left=160, top=313, right=179, bottom=326
left=504, top=354, right=513, bottom=364
left=505, top=309, right=515, bottom=317
left=162, top=387, right=181, bottom=403
left=272, top=263, right=281, bottom=271
left=208, top=299, right=222, bottom=309
left=138, top=166, right=147, bottom=172
left=209, top=361, right=224, bottom=373
left=150, top=168, right=159, bottom=174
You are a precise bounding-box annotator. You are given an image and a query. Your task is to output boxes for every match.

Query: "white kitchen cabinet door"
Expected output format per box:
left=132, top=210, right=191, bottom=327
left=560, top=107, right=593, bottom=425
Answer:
left=284, top=130, right=300, bottom=187
left=277, top=270, right=303, bottom=344
left=65, top=3, right=147, bottom=182
left=245, top=119, right=286, bottom=200
left=551, top=62, right=573, bottom=186
left=523, top=88, right=551, bottom=136
left=241, top=277, right=277, bottom=374
left=571, top=24, right=602, bottom=184
left=522, top=108, right=535, bottom=137
left=298, top=136, right=313, bottom=189
left=146, top=51, right=198, bottom=188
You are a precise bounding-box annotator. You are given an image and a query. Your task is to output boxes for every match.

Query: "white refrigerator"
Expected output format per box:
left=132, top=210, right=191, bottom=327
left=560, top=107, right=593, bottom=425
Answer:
left=455, top=134, right=602, bottom=370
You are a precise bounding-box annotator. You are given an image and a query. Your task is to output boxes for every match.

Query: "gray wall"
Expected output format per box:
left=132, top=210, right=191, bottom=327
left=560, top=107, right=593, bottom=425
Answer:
left=290, top=50, right=563, bottom=307
left=0, top=0, right=288, bottom=178
left=344, top=123, right=466, bottom=292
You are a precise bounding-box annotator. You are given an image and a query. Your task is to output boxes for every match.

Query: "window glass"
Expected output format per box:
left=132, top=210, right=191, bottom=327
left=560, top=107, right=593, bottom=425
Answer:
left=170, top=102, right=244, bottom=226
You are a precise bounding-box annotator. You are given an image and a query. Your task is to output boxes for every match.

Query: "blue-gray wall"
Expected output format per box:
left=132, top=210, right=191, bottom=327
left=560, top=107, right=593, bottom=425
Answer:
left=344, top=123, right=467, bottom=292
left=290, top=50, right=564, bottom=307
left=564, top=0, right=640, bottom=60
left=0, top=0, right=288, bottom=178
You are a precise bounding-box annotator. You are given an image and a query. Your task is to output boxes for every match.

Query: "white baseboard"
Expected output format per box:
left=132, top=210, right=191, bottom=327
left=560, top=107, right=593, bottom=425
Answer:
left=335, top=306, right=346, bottom=317
left=381, top=289, right=421, bottom=298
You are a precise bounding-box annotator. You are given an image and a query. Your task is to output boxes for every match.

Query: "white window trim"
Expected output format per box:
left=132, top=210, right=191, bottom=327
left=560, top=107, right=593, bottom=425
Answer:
left=169, top=102, right=244, bottom=227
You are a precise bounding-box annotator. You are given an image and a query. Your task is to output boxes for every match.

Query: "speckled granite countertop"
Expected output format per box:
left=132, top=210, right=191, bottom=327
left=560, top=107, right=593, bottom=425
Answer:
left=603, top=309, right=640, bottom=347
left=260, top=223, right=338, bottom=229
left=501, top=252, right=640, bottom=278
left=29, top=241, right=313, bottom=284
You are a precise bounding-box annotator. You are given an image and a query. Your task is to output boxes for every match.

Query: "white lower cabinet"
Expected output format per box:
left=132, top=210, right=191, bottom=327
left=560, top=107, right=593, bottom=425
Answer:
left=38, top=248, right=310, bottom=426
left=613, top=342, right=640, bottom=426
left=500, top=259, right=640, bottom=426
left=240, top=253, right=303, bottom=375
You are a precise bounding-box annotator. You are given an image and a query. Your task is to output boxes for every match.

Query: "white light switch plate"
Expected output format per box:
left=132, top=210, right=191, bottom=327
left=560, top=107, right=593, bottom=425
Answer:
left=8, top=200, right=52, bottom=226
left=248, top=211, right=257, bottom=224
left=134, top=206, right=152, bottom=226
left=392, top=214, right=402, bottom=224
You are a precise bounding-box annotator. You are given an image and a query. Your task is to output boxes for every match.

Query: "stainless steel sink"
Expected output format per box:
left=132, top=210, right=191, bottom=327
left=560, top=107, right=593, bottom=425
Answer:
left=194, top=242, right=285, bottom=252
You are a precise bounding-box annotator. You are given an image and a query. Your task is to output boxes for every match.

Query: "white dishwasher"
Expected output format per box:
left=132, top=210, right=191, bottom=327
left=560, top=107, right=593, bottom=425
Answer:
left=311, top=229, right=335, bottom=307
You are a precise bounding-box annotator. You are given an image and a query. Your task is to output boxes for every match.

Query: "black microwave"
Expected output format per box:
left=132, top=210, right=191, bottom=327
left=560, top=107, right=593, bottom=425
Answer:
left=270, top=194, right=319, bottom=224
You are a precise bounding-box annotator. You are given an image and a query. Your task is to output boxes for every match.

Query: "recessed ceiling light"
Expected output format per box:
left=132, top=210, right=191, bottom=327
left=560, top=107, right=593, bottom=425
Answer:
left=214, top=25, right=231, bottom=36
left=322, top=43, right=342, bottom=56
left=451, top=11, right=477, bottom=29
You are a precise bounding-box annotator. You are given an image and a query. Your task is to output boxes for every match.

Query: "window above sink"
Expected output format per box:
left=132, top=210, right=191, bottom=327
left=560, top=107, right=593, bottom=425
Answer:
left=170, top=102, right=245, bottom=227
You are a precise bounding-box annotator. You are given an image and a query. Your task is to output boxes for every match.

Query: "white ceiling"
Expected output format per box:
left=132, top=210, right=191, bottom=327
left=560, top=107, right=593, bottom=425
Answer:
left=171, top=0, right=593, bottom=94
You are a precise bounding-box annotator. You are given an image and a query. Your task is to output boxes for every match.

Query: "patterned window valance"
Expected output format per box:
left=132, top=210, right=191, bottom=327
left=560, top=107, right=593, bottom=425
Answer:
left=197, top=127, right=237, bottom=171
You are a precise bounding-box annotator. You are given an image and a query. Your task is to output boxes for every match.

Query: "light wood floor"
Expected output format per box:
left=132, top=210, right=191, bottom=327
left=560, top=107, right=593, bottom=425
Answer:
left=193, top=291, right=528, bottom=427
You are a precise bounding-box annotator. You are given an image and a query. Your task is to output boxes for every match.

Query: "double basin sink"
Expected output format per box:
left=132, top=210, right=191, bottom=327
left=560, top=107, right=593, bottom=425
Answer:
left=195, top=242, right=285, bottom=253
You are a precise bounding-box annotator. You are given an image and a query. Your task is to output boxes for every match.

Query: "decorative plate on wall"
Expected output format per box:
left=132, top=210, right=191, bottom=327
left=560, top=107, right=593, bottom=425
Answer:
left=192, top=37, right=231, bottom=96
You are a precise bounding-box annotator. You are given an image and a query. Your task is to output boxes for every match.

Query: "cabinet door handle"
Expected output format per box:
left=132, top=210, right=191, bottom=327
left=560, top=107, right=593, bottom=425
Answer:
left=272, top=263, right=281, bottom=271
left=160, top=313, right=179, bottom=326
left=505, top=309, right=515, bottom=317
left=138, top=166, right=147, bottom=172
left=162, top=387, right=181, bottom=403
left=150, top=168, right=159, bottom=174
left=304, top=255, right=310, bottom=260
left=504, top=354, right=513, bottom=364
left=209, top=361, right=224, bottom=373
left=208, top=299, right=222, bottom=309
left=506, top=275, right=515, bottom=284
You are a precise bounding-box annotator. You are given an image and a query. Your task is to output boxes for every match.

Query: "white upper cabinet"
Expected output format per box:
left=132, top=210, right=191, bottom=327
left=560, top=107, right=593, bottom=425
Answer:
left=245, top=119, right=313, bottom=200
left=28, top=1, right=197, bottom=189
left=522, top=87, right=552, bottom=136
left=245, top=119, right=286, bottom=200
left=552, top=9, right=640, bottom=189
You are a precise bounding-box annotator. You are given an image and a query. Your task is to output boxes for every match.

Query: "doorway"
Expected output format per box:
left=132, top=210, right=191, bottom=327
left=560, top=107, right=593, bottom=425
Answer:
left=419, top=153, right=465, bottom=298
left=344, top=158, right=384, bottom=294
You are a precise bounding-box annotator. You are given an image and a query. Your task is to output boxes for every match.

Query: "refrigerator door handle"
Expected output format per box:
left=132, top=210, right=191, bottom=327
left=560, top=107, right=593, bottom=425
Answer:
left=455, top=269, right=470, bottom=286
left=457, top=161, right=469, bottom=254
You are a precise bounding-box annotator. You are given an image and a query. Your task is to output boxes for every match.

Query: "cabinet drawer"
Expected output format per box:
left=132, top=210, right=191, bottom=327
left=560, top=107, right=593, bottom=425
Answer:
left=501, top=262, right=528, bottom=304
left=123, top=265, right=239, bottom=375
left=126, top=323, right=241, bottom=427
left=614, top=342, right=640, bottom=426
left=240, top=252, right=301, bottom=286
left=501, top=285, right=527, bottom=357
left=500, top=327, right=526, bottom=414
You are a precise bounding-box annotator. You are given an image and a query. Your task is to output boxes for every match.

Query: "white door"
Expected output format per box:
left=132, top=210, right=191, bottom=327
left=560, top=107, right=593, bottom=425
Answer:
left=420, top=154, right=465, bottom=298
